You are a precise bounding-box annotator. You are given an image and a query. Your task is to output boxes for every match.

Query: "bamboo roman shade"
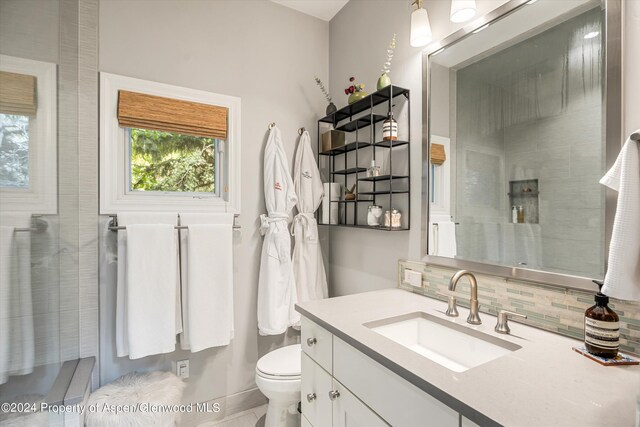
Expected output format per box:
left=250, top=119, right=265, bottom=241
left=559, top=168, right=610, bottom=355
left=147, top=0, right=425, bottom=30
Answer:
left=117, top=90, right=228, bottom=139
left=430, top=143, right=446, bottom=165
left=0, top=71, right=37, bottom=116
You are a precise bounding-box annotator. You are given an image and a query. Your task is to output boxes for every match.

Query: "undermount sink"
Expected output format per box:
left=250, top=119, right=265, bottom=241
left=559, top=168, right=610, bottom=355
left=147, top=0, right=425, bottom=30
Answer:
left=365, top=312, right=521, bottom=372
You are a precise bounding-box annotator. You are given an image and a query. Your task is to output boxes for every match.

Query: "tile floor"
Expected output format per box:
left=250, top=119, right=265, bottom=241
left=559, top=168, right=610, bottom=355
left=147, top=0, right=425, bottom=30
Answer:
left=197, top=404, right=267, bottom=427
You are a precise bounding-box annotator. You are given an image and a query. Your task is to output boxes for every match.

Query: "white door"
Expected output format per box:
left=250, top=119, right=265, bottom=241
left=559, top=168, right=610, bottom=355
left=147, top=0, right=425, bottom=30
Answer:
left=301, top=353, right=333, bottom=427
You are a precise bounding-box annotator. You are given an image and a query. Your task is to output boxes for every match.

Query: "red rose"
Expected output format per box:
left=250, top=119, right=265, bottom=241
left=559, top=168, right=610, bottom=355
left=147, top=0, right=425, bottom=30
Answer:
left=349, top=86, right=355, bottom=93
left=344, top=89, right=349, bottom=95
left=349, top=77, right=355, bottom=82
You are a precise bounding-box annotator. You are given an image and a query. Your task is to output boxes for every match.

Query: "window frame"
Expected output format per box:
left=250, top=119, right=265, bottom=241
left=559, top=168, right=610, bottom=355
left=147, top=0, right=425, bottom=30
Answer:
left=99, top=72, right=241, bottom=214
left=0, top=55, right=57, bottom=214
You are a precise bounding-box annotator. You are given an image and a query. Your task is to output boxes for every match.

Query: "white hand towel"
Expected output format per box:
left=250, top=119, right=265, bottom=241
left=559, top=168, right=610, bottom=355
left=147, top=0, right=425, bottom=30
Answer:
left=435, top=221, right=458, bottom=258
left=125, top=223, right=178, bottom=359
left=116, top=212, right=180, bottom=358
left=600, top=134, right=640, bottom=301
left=0, top=214, right=34, bottom=384
left=179, top=213, right=234, bottom=352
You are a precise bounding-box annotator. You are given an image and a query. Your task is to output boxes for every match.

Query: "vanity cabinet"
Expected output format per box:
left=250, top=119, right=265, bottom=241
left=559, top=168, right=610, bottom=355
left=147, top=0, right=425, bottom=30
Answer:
left=301, top=316, right=462, bottom=427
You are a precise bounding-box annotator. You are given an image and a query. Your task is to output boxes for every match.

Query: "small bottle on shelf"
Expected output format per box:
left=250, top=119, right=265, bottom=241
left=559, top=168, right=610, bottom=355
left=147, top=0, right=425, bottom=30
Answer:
left=382, top=112, right=398, bottom=141
left=511, top=206, right=518, bottom=224
left=517, top=206, right=525, bottom=223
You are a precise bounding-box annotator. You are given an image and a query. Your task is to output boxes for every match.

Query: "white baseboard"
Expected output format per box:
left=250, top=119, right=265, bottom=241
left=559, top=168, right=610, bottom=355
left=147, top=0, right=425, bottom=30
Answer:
left=180, top=387, right=267, bottom=426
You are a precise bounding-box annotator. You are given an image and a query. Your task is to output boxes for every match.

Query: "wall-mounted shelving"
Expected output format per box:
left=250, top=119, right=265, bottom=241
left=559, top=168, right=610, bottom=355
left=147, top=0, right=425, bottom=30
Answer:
left=316, top=85, right=411, bottom=231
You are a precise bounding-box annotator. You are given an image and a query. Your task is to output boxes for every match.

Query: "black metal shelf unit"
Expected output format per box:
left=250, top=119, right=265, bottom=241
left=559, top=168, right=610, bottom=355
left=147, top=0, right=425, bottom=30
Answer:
left=316, top=85, right=411, bottom=231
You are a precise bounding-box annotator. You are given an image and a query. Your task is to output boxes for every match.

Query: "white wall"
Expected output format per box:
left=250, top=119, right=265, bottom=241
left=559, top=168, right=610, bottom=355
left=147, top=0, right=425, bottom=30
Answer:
left=328, top=0, right=639, bottom=296
left=98, top=0, right=329, bottom=412
left=328, top=0, right=509, bottom=295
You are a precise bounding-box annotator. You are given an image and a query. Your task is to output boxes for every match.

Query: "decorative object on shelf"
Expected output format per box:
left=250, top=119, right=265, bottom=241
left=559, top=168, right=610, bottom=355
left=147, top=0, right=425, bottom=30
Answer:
left=450, top=0, right=477, bottom=23
left=345, top=76, right=367, bottom=104
left=321, top=130, right=345, bottom=153
left=377, top=33, right=396, bottom=90
left=382, top=112, right=398, bottom=141
left=367, top=160, right=381, bottom=177
left=315, top=76, right=336, bottom=115
left=384, top=209, right=402, bottom=228
left=344, top=184, right=356, bottom=201
left=410, top=0, right=433, bottom=47
left=322, top=183, right=340, bottom=224
left=430, top=143, right=446, bottom=165
left=367, top=205, right=384, bottom=226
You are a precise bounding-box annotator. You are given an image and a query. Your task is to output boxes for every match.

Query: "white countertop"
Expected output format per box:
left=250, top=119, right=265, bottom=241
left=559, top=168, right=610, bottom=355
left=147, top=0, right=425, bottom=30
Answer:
left=296, top=288, right=640, bottom=427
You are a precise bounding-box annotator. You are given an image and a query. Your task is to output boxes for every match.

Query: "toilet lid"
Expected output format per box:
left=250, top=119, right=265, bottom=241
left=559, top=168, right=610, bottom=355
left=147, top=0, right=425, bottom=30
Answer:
left=256, top=344, right=301, bottom=378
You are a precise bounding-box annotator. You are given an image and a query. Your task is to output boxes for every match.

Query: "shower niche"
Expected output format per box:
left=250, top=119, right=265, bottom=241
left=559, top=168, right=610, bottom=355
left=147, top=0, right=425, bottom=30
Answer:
left=508, top=179, right=539, bottom=224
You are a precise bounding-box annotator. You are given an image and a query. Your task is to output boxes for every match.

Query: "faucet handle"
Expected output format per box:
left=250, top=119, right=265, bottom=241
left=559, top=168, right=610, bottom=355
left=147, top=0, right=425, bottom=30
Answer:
left=445, top=296, right=459, bottom=317
left=494, top=310, right=527, bottom=334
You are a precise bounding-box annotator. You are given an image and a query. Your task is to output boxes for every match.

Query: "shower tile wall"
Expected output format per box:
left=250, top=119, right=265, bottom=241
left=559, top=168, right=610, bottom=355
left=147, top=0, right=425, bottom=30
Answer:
left=454, top=8, right=604, bottom=278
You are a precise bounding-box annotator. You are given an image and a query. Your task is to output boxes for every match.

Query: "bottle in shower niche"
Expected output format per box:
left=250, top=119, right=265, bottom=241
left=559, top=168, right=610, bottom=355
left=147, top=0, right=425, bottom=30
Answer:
left=382, top=112, right=398, bottom=141
left=584, top=280, right=619, bottom=358
left=511, top=206, right=518, bottom=223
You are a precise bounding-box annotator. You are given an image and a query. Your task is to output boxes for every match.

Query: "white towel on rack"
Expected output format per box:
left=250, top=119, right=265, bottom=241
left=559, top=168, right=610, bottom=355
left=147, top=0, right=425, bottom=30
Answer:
left=0, top=214, right=34, bottom=385
left=600, top=133, right=640, bottom=301
left=179, top=213, right=234, bottom=352
left=116, top=212, right=180, bottom=358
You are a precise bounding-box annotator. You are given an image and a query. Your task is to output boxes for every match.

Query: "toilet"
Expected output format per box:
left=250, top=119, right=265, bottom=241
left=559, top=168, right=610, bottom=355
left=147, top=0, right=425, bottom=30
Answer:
left=255, top=344, right=301, bottom=427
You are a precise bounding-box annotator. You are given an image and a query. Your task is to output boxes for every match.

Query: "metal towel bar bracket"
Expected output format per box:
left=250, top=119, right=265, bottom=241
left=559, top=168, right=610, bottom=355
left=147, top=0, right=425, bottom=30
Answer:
left=108, top=214, right=240, bottom=231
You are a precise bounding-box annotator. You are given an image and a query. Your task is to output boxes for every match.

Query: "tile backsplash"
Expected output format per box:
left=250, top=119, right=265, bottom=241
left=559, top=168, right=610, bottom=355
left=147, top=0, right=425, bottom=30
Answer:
left=399, top=260, right=640, bottom=355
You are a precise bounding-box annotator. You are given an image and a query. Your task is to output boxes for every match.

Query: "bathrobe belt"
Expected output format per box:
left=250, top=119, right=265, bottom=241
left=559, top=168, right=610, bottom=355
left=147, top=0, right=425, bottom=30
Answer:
left=291, top=212, right=316, bottom=240
left=259, top=213, right=289, bottom=235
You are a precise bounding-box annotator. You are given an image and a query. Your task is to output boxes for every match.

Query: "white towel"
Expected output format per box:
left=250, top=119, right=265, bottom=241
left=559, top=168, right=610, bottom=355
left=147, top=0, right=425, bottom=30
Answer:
left=429, top=217, right=457, bottom=258
left=0, top=214, right=34, bottom=384
left=179, top=213, right=234, bottom=352
left=116, top=212, right=180, bottom=358
left=600, top=134, right=640, bottom=301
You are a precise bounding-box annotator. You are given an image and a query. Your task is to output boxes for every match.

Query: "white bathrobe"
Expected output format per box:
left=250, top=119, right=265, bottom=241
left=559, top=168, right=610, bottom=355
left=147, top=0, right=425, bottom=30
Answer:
left=257, top=126, right=299, bottom=335
left=292, top=131, right=328, bottom=304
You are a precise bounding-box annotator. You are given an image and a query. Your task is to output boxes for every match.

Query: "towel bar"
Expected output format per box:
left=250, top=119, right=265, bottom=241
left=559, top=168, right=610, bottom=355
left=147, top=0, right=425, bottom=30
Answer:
left=107, top=214, right=241, bottom=231
left=14, top=216, right=49, bottom=233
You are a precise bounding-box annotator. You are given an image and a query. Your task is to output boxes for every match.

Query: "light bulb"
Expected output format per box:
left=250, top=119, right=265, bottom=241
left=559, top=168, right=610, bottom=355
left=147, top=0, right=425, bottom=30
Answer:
left=450, top=0, right=476, bottom=23
left=411, top=7, right=433, bottom=47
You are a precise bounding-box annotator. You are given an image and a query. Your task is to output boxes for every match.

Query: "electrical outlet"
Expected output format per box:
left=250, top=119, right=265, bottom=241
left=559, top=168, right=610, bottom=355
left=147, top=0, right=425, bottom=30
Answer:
left=404, top=269, right=423, bottom=288
left=176, top=359, right=189, bottom=379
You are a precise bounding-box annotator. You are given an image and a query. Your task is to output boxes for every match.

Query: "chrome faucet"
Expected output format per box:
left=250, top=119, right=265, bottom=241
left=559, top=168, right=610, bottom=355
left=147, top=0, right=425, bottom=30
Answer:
left=446, top=270, right=481, bottom=325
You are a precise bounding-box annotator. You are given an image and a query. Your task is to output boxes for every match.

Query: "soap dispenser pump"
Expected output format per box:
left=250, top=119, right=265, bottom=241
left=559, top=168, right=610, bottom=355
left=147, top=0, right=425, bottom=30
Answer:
left=584, top=280, right=619, bottom=358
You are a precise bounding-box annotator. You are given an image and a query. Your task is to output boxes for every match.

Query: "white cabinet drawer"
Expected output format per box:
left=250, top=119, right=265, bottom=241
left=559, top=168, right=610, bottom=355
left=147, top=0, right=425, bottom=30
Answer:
left=462, top=416, right=481, bottom=427
left=301, top=317, right=333, bottom=372
left=302, top=353, right=333, bottom=427
left=333, top=337, right=458, bottom=427
left=332, top=379, right=389, bottom=427
left=302, top=415, right=313, bottom=427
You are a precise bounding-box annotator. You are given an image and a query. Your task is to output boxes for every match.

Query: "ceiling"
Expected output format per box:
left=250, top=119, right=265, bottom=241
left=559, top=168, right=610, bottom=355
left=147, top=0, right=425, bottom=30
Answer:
left=270, top=0, right=349, bottom=22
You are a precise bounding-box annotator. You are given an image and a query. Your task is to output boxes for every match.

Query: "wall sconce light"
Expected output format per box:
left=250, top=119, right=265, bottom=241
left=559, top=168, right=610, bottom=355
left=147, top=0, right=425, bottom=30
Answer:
left=410, top=0, right=433, bottom=47
left=450, top=0, right=476, bottom=23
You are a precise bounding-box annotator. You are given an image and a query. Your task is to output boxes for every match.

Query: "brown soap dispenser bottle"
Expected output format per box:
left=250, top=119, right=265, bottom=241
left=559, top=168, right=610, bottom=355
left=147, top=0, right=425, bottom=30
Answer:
left=584, top=280, right=620, bottom=358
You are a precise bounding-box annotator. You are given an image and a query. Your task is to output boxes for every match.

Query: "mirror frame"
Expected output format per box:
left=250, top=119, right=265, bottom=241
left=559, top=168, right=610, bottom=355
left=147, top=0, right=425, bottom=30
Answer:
left=421, top=0, right=622, bottom=292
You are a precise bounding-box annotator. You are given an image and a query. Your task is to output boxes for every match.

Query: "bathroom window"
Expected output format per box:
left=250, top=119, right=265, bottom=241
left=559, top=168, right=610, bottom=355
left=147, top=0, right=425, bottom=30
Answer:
left=0, top=55, right=57, bottom=213
left=100, top=73, right=241, bottom=214
left=127, top=128, right=219, bottom=194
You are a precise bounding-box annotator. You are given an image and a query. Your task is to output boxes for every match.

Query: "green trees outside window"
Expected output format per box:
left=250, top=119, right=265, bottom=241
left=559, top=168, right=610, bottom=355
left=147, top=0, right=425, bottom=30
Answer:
left=129, top=128, right=216, bottom=193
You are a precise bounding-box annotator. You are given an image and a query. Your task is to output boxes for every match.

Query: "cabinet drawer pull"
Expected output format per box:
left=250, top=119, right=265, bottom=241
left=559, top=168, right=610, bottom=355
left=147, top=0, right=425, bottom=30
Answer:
left=328, top=390, right=340, bottom=400
left=306, top=337, right=317, bottom=346
left=306, top=393, right=317, bottom=402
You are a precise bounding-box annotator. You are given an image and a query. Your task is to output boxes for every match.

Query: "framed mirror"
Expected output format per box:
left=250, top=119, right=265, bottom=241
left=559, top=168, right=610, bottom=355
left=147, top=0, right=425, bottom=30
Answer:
left=422, top=0, right=622, bottom=291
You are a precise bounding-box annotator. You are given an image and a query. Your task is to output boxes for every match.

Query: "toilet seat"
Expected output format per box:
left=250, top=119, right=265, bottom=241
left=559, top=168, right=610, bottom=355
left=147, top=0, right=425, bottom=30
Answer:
left=256, top=344, right=301, bottom=380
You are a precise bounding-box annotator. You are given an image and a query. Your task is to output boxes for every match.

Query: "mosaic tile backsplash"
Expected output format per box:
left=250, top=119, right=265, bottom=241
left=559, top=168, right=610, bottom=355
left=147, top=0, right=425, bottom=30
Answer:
left=398, top=260, right=640, bottom=355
